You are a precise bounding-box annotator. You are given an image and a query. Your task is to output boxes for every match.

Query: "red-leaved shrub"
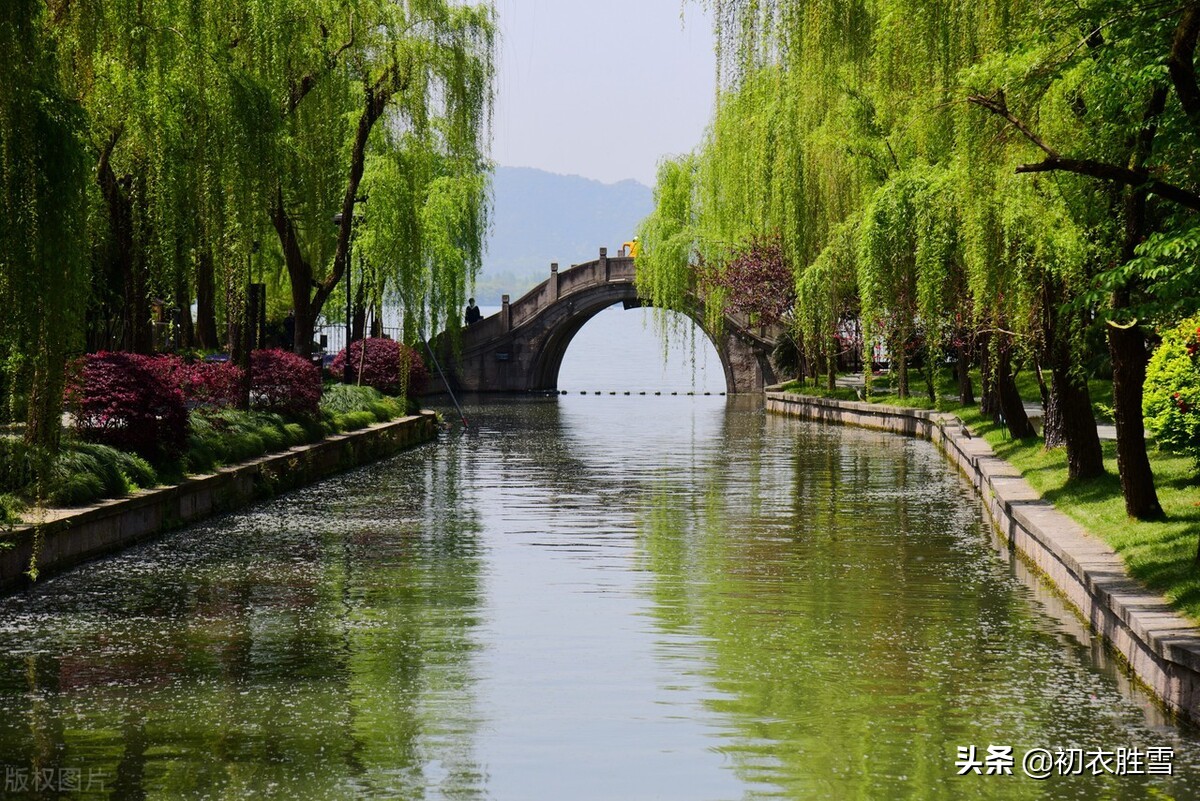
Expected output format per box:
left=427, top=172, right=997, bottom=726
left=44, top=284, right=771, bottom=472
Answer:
left=155, top=357, right=243, bottom=409
left=250, top=349, right=320, bottom=417
left=65, top=352, right=189, bottom=462
left=330, top=338, right=428, bottom=396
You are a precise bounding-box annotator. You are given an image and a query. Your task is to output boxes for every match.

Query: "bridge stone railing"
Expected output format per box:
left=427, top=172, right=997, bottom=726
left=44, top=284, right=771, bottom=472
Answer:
left=505, top=249, right=634, bottom=331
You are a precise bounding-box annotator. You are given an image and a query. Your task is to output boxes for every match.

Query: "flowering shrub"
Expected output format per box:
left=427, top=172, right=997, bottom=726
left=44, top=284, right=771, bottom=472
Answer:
left=329, top=338, right=429, bottom=396
left=1144, top=315, right=1200, bottom=466
left=250, top=349, right=321, bottom=418
left=64, top=352, right=189, bottom=462
left=699, top=234, right=795, bottom=326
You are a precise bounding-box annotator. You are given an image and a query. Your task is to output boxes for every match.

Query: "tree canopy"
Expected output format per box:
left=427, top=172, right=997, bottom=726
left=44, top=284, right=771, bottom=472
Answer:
left=0, top=0, right=495, bottom=450
left=637, top=0, right=1200, bottom=518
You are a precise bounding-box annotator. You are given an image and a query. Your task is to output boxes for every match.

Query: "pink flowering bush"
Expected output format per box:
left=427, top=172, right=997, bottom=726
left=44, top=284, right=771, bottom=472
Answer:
left=64, top=352, right=189, bottom=462
left=329, top=338, right=428, bottom=396
left=250, top=349, right=321, bottom=418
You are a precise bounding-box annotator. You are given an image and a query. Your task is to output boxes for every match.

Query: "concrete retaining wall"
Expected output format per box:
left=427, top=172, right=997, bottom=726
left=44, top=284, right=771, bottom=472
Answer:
left=0, top=412, right=437, bottom=594
left=765, top=390, right=1200, bottom=722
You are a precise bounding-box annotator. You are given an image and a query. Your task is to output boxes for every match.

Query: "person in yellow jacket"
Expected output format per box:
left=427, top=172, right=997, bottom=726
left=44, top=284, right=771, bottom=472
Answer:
left=622, top=237, right=640, bottom=258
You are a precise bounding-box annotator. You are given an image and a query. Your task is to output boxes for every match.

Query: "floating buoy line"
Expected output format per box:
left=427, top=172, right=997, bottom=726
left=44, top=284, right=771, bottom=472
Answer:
left=560, top=391, right=725, bottom=396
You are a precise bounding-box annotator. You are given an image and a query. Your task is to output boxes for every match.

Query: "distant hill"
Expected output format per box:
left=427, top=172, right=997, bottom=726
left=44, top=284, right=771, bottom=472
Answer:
left=474, top=166, right=653, bottom=304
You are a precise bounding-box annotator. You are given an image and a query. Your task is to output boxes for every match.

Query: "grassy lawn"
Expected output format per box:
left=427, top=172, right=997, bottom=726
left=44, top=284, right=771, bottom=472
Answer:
left=782, top=370, right=1200, bottom=623
left=782, top=366, right=1115, bottom=420
left=956, top=407, right=1200, bottom=622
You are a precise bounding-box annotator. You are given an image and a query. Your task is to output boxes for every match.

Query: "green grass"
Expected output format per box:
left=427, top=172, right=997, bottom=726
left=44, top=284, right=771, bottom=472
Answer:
left=956, top=406, right=1200, bottom=622
left=182, top=408, right=315, bottom=476
left=786, top=365, right=1114, bottom=420
left=320, top=384, right=407, bottom=432
left=0, top=437, right=158, bottom=510
left=777, top=380, right=859, bottom=402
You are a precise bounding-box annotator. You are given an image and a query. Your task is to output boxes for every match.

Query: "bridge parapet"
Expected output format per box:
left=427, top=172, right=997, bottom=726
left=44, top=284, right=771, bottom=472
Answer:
left=507, top=254, right=636, bottom=330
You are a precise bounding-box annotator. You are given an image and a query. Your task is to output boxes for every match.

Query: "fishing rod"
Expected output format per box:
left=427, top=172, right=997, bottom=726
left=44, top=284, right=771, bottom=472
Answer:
left=420, top=327, right=469, bottom=429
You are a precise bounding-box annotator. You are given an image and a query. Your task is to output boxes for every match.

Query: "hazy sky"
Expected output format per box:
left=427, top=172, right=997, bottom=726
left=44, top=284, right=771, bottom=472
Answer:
left=490, top=0, right=716, bottom=187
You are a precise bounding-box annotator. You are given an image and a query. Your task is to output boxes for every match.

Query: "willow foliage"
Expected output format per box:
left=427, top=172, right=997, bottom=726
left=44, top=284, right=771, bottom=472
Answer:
left=637, top=0, right=1169, bottom=393
left=0, top=0, right=89, bottom=447
left=636, top=156, right=700, bottom=325
left=38, top=0, right=494, bottom=358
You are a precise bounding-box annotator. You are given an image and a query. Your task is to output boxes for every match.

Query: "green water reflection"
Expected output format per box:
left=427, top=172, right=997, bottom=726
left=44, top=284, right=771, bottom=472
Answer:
left=0, top=397, right=1197, bottom=799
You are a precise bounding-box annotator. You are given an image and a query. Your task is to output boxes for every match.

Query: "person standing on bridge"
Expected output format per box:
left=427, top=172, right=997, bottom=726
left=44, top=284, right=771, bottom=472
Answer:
left=465, top=297, right=482, bottom=325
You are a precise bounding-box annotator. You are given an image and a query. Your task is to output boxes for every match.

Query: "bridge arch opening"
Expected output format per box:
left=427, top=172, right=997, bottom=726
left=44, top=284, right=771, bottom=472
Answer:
left=551, top=303, right=728, bottom=394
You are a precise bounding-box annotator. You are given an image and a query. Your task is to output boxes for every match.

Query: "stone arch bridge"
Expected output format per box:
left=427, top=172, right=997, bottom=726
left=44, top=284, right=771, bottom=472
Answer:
left=435, top=249, right=781, bottom=394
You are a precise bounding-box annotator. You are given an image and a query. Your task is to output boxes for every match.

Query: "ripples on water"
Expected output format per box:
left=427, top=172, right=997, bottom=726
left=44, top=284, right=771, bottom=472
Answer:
left=0, top=394, right=1199, bottom=800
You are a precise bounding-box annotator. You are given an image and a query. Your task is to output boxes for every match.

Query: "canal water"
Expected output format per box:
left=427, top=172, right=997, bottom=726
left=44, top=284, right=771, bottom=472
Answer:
left=2, top=308, right=1200, bottom=799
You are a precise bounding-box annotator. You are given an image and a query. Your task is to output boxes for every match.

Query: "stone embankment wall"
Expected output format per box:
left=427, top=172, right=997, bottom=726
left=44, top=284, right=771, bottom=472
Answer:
left=0, top=412, right=437, bottom=594
left=766, top=390, right=1200, bottom=723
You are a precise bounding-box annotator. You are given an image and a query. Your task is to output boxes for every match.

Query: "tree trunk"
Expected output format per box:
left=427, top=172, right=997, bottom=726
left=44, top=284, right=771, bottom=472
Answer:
left=826, top=336, right=836, bottom=391
left=195, top=249, right=218, bottom=350
left=98, top=130, right=151, bottom=354
left=924, top=351, right=936, bottom=403
left=979, top=333, right=999, bottom=417
left=174, top=270, right=193, bottom=350
left=370, top=300, right=383, bottom=339
left=1037, top=277, right=1063, bottom=448
left=1051, top=366, right=1105, bottom=480
left=273, top=187, right=318, bottom=358
left=895, top=332, right=909, bottom=398
left=351, top=277, right=367, bottom=343
left=995, top=338, right=1036, bottom=438
left=1108, top=306, right=1163, bottom=518
left=1107, top=126, right=1164, bottom=518
left=1039, top=274, right=1104, bottom=477
left=1037, top=360, right=1063, bottom=447
left=227, top=282, right=251, bottom=410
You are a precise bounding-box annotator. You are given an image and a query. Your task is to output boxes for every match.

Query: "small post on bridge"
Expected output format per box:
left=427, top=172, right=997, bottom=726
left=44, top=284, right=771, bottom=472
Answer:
left=600, top=247, right=608, bottom=282
left=501, top=294, right=511, bottom=333
left=549, top=263, right=559, bottom=302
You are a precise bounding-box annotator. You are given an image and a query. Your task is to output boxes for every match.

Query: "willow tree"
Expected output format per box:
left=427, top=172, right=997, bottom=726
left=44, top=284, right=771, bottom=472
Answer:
left=43, top=0, right=494, bottom=368
left=45, top=0, right=277, bottom=357
left=961, top=0, right=1200, bottom=514
left=0, top=0, right=89, bottom=448
left=642, top=0, right=1145, bottom=488
left=356, top=136, right=491, bottom=343
left=635, top=155, right=704, bottom=333
left=794, top=216, right=858, bottom=390
left=267, top=0, right=496, bottom=357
